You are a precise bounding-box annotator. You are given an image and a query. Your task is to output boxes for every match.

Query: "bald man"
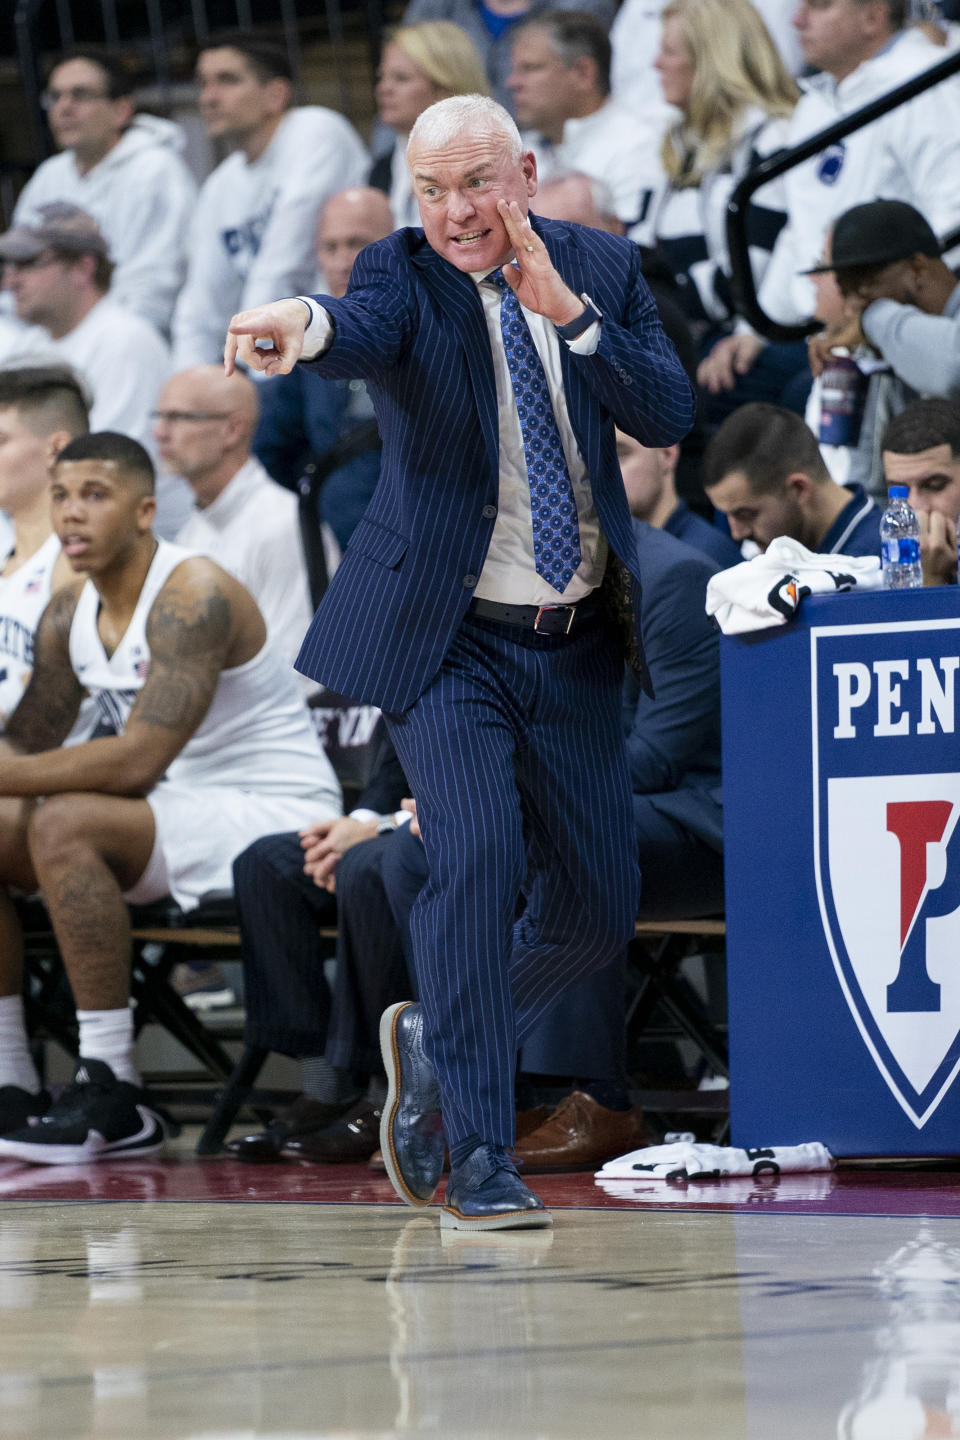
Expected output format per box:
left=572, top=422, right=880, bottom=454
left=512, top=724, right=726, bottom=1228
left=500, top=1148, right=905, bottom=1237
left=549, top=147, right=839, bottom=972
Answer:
left=534, top=172, right=623, bottom=235
left=154, top=364, right=315, bottom=679
left=252, top=187, right=394, bottom=545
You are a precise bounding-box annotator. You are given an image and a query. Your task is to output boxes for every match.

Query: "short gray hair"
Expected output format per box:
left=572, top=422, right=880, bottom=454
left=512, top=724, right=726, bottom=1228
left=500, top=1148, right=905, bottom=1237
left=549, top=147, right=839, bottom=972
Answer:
left=408, top=94, right=523, bottom=162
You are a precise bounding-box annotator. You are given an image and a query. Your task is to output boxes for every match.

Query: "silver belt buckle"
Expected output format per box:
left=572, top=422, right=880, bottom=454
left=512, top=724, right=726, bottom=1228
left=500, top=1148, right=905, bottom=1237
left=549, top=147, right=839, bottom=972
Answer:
left=534, top=604, right=576, bottom=635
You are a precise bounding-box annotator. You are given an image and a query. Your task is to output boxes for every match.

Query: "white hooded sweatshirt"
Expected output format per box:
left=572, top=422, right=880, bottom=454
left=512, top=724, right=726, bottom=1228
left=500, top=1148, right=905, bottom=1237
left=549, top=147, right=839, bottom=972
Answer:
left=14, top=114, right=197, bottom=337
left=171, top=107, right=369, bottom=369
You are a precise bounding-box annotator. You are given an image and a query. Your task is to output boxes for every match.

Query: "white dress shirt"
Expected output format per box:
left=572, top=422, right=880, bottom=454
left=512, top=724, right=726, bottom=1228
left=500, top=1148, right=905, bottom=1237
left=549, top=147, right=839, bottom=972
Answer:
left=299, top=264, right=605, bottom=605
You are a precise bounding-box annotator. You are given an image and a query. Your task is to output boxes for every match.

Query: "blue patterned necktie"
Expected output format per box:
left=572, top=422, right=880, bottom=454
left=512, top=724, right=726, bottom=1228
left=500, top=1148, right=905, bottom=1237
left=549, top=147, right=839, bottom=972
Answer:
left=488, top=270, right=582, bottom=593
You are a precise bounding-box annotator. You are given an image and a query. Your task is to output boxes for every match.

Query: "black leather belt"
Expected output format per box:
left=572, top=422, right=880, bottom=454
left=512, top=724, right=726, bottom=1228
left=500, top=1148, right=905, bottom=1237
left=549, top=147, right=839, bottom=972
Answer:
left=468, top=596, right=595, bottom=635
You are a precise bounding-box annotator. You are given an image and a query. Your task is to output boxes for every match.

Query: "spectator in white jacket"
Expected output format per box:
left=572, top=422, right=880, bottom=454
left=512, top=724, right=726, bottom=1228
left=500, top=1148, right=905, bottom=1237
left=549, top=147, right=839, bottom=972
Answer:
left=13, top=48, right=196, bottom=337
left=506, top=10, right=663, bottom=229
left=643, top=0, right=797, bottom=345
left=700, top=0, right=960, bottom=402
left=0, top=204, right=190, bottom=537
left=172, top=36, right=369, bottom=369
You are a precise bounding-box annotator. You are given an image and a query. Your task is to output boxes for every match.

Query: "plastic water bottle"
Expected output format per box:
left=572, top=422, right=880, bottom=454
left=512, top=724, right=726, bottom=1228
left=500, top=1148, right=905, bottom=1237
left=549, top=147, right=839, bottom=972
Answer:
left=880, top=486, right=922, bottom=590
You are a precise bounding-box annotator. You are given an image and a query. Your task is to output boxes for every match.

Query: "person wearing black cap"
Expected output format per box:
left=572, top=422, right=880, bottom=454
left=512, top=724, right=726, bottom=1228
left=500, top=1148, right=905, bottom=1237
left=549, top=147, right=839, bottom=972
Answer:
left=807, top=199, right=960, bottom=402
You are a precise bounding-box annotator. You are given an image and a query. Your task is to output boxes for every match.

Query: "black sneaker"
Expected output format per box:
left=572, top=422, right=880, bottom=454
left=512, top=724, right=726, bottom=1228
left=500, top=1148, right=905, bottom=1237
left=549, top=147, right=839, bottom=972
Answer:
left=0, top=1085, right=50, bottom=1134
left=0, top=1059, right=167, bottom=1165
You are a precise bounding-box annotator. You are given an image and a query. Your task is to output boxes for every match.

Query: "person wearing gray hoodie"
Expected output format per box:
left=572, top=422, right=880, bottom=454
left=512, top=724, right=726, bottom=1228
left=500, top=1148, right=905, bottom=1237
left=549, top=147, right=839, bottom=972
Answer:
left=13, top=48, right=196, bottom=337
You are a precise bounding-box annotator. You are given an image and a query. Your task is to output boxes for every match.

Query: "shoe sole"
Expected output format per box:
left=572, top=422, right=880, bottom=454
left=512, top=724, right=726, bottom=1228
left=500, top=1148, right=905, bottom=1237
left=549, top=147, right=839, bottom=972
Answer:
left=440, top=1205, right=554, bottom=1232
left=379, top=1001, right=436, bottom=1209
left=0, top=1136, right=167, bottom=1165
left=180, top=991, right=237, bottom=1011
left=0, top=1110, right=167, bottom=1166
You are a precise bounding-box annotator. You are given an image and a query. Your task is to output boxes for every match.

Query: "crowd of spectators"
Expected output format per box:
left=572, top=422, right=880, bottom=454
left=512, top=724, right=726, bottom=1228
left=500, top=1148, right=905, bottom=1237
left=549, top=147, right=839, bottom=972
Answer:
left=0, top=0, right=959, bottom=1169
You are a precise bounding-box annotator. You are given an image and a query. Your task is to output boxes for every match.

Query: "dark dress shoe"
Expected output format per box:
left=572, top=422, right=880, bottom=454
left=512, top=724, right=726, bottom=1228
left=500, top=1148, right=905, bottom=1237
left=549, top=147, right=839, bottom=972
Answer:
left=0, top=1085, right=50, bottom=1135
left=224, top=1094, right=355, bottom=1163
left=281, top=1101, right=382, bottom=1163
left=442, top=1144, right=552, bottom=1231
left=379, top=1001, right=445, bottom=1207
left=510, top=1090, right=645, bottom=1173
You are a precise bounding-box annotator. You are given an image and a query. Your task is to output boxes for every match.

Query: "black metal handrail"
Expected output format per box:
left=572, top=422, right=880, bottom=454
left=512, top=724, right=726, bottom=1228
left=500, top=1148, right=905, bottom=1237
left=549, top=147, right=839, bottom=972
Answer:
left=725, top=45, right=960, bottom=343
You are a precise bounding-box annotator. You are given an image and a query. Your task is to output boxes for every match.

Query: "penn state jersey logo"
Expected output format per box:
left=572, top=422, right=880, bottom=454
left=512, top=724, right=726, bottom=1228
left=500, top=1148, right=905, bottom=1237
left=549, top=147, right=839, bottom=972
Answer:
left=812, top=617, right=960, bottom=1127
left=221, top=191, right=278, bottom=276
left=816, top=142, right=846, bottom=186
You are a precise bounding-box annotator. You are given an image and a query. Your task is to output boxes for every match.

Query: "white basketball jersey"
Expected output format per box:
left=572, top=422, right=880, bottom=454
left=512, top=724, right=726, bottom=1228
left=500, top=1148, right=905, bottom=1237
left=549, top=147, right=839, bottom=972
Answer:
left=68, top=539, right=339, bottom=802
left=0, top=533, right=62, bottom=728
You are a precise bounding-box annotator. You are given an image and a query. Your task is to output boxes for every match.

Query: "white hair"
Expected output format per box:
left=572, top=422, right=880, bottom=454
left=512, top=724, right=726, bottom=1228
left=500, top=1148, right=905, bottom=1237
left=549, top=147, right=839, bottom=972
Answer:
left=407, top=94, right=523, bottom=162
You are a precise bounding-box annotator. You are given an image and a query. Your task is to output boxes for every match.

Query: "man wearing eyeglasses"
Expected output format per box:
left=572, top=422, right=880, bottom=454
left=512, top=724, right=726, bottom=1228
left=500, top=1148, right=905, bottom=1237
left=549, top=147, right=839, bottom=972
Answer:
left=12, top=47, right=196, bottom=337
left=155, top=365, right=315, bottom=683
left=0, top=203, right=191, bottom=536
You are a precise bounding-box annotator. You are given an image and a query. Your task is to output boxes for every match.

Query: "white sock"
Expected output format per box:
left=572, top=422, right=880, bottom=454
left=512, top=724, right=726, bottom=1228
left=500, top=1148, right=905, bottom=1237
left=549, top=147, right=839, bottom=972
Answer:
left=76, top=1007, right=140, bottom=1087
left=0, top=994, right=42, bottom=1094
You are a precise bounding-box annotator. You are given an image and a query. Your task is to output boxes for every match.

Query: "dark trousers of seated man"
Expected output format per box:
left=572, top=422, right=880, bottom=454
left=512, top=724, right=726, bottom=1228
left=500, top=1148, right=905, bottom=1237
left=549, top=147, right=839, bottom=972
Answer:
left=234, top=805, right=724, bottom=1096
left=234, top=831, right=409, bottom=1070
left=233, top=823, right=627, bottom=1090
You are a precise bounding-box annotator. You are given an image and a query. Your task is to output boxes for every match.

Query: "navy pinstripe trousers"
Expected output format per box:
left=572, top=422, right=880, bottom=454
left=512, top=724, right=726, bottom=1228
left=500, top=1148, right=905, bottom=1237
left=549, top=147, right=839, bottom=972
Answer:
left=383, top=608, right=640, bottom=1151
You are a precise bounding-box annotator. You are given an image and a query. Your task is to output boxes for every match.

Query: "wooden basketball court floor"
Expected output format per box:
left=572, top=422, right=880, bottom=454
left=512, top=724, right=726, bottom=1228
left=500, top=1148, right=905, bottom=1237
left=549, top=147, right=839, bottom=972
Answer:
left=2, top=1133, right=960, bottom=1439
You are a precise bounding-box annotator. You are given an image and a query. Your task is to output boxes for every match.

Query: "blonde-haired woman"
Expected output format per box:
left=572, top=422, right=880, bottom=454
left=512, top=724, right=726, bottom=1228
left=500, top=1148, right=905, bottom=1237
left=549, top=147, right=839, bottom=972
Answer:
left=646, top=0, right=798, bottom=340
left=371, top=22, right=490, bottom=227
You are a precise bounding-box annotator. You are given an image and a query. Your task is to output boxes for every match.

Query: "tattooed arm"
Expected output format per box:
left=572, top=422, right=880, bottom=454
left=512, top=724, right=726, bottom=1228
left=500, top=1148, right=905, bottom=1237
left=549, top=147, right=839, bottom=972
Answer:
left=3, top=584, right=85, bottom=756
left=0, top=560, right=245, bottom=798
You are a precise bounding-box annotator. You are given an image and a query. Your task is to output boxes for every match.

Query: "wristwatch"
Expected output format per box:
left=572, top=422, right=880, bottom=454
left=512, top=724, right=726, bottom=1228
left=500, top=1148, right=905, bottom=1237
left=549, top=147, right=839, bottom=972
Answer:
left=554, top=296, right=602, bottom=341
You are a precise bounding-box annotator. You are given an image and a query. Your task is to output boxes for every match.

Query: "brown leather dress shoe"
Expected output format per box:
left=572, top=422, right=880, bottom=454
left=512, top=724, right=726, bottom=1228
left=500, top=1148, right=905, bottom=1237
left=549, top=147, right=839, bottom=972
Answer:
left=281, top=1100, right=382, bottom=1163
left=224, top=1094, right=356, bottom=1163
left=509, top=1091, right=645, bottom=1173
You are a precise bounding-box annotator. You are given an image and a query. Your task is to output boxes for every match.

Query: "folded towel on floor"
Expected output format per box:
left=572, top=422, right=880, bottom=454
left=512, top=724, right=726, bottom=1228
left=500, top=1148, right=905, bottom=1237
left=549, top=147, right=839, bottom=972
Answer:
left=595, top=1141, right=835, bottom=1182
left=705, top=537, right=881, bottom=635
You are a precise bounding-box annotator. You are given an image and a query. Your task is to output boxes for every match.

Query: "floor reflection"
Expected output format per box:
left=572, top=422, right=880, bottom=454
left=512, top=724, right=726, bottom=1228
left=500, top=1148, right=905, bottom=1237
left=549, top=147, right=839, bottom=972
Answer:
left=0, top=1202, right=958, bottom=1437
left=839, top=1225, right=960, bottom=1439
left=385, top=1217, right=557, bottom=1433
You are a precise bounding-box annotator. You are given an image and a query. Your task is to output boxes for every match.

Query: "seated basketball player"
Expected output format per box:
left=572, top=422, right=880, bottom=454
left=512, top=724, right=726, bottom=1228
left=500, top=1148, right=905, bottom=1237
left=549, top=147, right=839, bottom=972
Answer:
left=0, top=431, right=341, bottom=1164
left=0, top=365, right=90, bottom=732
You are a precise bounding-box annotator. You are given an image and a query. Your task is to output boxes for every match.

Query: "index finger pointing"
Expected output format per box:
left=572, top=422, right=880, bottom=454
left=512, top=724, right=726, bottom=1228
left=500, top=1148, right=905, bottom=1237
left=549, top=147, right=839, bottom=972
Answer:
left=224, top=330, right=239, bottom=376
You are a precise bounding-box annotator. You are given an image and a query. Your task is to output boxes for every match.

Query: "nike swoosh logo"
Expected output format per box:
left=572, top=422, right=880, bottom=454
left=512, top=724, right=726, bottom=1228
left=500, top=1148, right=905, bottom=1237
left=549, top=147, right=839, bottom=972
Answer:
left=102, top=1106, right=165, bottom=1152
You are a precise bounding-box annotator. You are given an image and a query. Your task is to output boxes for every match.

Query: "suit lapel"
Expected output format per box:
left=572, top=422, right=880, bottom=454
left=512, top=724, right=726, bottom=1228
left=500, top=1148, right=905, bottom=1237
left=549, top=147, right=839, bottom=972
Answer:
left=411, top=246, right=500, bottom=479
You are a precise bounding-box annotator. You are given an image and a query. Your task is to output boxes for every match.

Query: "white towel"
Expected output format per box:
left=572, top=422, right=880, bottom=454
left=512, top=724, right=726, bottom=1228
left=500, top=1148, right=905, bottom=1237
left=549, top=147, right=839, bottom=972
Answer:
left=595, top=1140, right=835, bottom=1182
left=705, top=537, right=881, bottom=635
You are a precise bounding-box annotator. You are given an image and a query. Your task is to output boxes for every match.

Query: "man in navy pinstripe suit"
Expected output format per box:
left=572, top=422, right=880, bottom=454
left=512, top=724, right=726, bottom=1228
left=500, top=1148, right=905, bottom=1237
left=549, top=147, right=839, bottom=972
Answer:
left=226, top=94, right=695, bottom=1231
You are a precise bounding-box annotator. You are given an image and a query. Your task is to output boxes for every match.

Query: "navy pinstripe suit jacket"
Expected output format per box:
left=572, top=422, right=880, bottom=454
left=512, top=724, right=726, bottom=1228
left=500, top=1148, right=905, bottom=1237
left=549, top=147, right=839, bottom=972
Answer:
left=294, top=215, right=696, bottom=712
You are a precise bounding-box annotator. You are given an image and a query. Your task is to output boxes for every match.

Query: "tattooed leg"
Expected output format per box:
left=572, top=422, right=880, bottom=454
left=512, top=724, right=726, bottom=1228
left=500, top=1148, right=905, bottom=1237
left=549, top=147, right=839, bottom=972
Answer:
left=28, top=794, right=156, bottom=1011
left=0, top=796, right=39, bottom=997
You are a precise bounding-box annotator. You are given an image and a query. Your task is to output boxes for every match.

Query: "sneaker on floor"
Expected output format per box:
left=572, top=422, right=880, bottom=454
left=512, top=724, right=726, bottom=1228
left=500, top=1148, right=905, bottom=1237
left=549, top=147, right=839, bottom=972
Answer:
left=170, top=962, right=237, bottom=1011
left=0, top=1085, right=51, bottom=1135
left=0, top=1059, right=168, bottom=1165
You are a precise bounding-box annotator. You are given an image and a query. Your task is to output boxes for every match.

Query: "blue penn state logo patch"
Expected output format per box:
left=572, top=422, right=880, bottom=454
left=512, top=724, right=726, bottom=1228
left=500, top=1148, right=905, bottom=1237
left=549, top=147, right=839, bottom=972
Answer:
left=816, top=143, right=846, bottom=186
